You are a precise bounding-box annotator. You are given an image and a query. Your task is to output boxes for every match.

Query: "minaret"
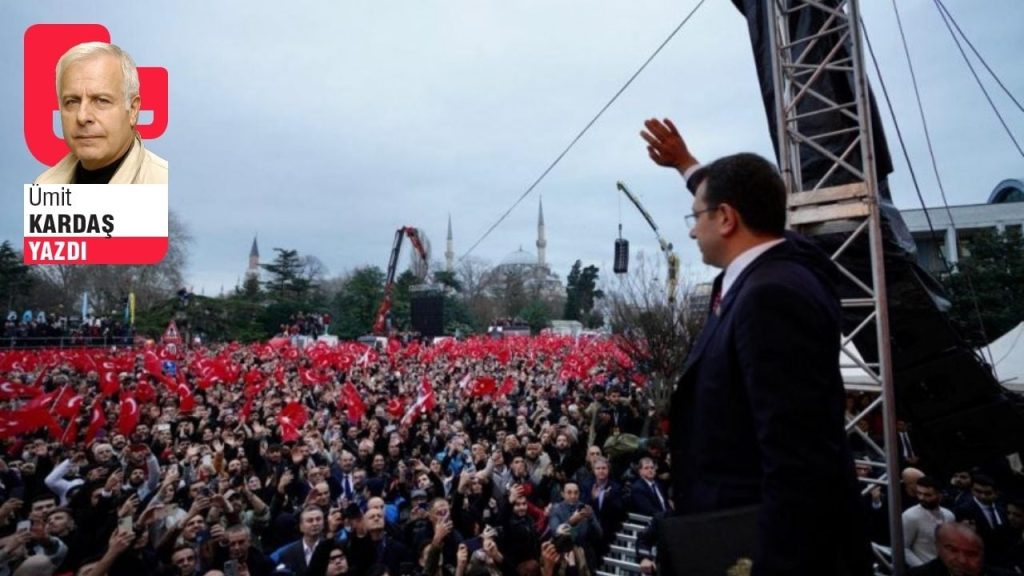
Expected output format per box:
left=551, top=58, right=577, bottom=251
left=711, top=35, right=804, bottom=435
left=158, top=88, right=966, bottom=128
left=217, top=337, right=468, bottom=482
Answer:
left=445, top=214, right=455, bottom=273
left=247, top=235, right=260, bottom=278
left=536, top=197, right=547, bottom=268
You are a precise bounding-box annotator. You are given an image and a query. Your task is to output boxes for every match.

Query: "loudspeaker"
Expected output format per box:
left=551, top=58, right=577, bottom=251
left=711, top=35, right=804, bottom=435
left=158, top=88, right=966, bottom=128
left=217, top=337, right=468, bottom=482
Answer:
left=614, top=238, right=629, bottom=274
left=410, top=292, right=444, bottom=337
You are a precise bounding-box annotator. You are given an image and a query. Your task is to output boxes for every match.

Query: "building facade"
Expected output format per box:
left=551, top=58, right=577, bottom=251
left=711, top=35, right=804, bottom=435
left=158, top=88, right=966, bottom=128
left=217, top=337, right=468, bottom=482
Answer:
left=900, top=179, right=1024, bottom=275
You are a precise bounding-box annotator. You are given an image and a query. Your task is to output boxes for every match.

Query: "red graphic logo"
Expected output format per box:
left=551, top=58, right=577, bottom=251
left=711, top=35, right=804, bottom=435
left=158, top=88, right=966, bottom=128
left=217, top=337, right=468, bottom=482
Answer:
left=24, top=24, right=168, bottom=167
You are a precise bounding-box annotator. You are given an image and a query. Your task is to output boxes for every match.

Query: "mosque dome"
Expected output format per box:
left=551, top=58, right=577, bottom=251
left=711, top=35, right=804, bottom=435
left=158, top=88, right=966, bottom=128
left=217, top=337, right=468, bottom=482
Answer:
left=500, top=246, right=536, bottom=267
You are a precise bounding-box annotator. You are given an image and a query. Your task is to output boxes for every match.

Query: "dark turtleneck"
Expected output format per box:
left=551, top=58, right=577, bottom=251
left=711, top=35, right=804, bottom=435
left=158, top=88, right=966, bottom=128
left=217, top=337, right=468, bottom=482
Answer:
left=73, top=142, right=132, bottom=184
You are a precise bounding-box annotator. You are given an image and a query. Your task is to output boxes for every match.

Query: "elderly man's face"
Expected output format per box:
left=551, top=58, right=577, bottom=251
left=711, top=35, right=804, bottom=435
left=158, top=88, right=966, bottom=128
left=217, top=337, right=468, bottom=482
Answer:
left=59, top=53, right=140, bottom=171
left=937, top=527, right=983, bottom=576
left=93, top=443, right=115, bottom=463
left=340, top=452, right=355, bottom=472
left=365, top=508, right=385, bottom=532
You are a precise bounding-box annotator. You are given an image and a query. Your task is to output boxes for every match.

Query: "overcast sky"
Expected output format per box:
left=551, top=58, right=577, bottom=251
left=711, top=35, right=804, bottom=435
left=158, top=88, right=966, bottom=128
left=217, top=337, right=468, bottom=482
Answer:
left=2, top=1, right=1021, bottom=296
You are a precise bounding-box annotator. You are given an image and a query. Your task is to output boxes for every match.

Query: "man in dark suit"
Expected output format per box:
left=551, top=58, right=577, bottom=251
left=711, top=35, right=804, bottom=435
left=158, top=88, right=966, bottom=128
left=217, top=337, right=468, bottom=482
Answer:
left=581, top=456, right=626, bottom=555
left=273, top=505, right=324, bottom=576
left=641, top=118, right=871, bottom=575
left=955, top=474, right=1014, bottom=568
left=628, top=457, right=670, bottom=518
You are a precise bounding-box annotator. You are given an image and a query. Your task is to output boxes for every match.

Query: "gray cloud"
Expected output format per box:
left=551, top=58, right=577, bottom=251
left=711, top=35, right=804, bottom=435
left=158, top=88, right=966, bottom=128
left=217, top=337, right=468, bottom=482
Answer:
left=1, top=1, right=1021, bottom=296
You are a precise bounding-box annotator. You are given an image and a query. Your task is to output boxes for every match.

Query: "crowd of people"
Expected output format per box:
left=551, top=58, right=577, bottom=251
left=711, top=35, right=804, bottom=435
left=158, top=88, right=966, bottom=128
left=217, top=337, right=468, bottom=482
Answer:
left=0, top=335, right=676, bottom=576
left=846, top=401, right=1024, bottom=575
left=2, top=334, right=1022, bottom=576
left=3, top=312, right=131, bottom=350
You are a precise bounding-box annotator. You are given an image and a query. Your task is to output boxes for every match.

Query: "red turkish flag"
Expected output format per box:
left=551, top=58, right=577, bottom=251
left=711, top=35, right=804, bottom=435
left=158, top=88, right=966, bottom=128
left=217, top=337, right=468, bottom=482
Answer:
left=22, top=389, right=58, bottom=411
left=0, top=407, right=55, bottom=438
left=135, top=380, right=157, bottom=404
left=85, top=402, right=107, bottom=443
left=61, top=417, right=79, bottom=444
left=143, top=350, right=162, bottom=376
left=279, top=401, right=308, bottom=442
left=98, top=369, right=120, bottom=397
left=118, top=394, right=140, bottom=436
left=420, top=376, right=436, bottom=412
left=342, top=382, right=368, bottom=423
left=386, top=397, right=404, bottom=419
left=56, top=393, right=84, bottom=420
left=176, top=383, right=195, bottom=412
left=469, top=376, right=497, bottom=397
left=497, top=376, right=516, bottom=396
left=300, top=368, right=327, bottom=387
left=240, top=396, right=255, bottom=423
left=0, top=380, right=41, bottom=399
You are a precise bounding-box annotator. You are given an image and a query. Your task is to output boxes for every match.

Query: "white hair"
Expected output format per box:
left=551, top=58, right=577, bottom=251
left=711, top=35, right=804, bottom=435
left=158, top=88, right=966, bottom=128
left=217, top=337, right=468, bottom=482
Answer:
left=55, top=42, right=139, bottom=107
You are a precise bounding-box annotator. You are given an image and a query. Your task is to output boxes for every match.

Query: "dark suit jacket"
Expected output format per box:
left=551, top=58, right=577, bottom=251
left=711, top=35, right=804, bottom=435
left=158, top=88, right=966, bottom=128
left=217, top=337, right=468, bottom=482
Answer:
left=628, top=478, right=669, bottom=518
left=275, top=539, right=315, bottom=576
left=348, top=533, right=414, bottom=576
left=955, top=499, right=1013, bottom=564
left=669, top=233, right=870, bottom=575
left=582, top=478, right=626, bottom=540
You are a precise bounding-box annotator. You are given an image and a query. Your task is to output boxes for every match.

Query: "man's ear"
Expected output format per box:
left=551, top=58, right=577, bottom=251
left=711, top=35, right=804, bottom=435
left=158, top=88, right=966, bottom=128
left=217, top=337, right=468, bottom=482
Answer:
left=129, top=94, right=142, bottom=128
left=717, top=203, right=740, bottom=237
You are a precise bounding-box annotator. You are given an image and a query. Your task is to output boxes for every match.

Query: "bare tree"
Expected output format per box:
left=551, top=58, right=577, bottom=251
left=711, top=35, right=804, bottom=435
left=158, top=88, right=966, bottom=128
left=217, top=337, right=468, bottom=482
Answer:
left=604, top=252, right=708, bottom=425
left=29, top=210, right=192, bottom=319
left=455, top=256, right=491, bottom=301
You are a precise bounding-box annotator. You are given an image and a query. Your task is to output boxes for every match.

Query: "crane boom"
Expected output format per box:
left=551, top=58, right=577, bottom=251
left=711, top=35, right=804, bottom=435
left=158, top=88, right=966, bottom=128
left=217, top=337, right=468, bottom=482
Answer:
left=616, top=181, right=680, bottom=304
left=372, top=226, right=429, bottom=335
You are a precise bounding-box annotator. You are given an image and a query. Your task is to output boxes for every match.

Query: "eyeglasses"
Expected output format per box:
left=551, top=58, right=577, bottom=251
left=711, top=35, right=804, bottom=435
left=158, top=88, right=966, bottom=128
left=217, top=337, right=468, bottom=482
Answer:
left=684, top=205, right=719, bottom=228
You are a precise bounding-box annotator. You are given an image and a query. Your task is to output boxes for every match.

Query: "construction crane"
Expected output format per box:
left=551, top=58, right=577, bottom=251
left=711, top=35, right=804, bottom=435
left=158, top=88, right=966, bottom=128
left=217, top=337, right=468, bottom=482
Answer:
left=616, top=181, right=680, bottom=305
left=372, top=226, right=429, bottom=335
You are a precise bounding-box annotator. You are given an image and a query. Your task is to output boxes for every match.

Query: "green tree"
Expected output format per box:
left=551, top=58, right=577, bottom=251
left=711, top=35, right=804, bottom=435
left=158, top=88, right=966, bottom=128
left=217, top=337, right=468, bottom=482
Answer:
left=520, top=299, right=551, bottom=334
left=135, top=294, right=265, bottom=343
left=333, top=266, right=386, bottom=339
left=433, top=269, right=462, bottom=292
left=943, top=227, right=1024, bottom=346
left=262, top=248, right=315, bottom=302
left=564, top=260, right=604, bottom=327
left=0, top=241, right=33, bottom=311
left=239, top=274, right=262, bottom=300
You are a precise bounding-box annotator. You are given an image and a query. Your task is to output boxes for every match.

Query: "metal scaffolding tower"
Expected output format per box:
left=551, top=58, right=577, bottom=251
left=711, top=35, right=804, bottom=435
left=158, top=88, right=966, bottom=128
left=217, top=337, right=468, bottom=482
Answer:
left=766, top=0, right=904, bottom=572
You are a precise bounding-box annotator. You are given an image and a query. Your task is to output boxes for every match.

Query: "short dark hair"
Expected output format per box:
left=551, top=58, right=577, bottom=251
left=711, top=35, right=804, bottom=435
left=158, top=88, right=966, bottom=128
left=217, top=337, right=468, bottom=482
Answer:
left=916, top=476, right=939, bottom=490
left=973, top=474, right=996, bottom=489
left=700, top=153, right=787, bottom=236
left=299, top=505, right=324, bottom=521
left=31, top=494, right=57, bottom=506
